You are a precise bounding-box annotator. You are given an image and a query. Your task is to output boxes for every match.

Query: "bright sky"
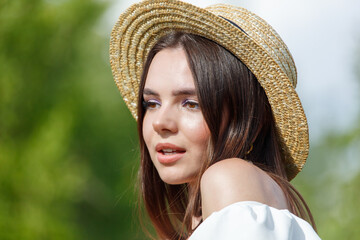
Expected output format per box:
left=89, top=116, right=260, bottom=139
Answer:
left=105, top=0, right=360, bottom=142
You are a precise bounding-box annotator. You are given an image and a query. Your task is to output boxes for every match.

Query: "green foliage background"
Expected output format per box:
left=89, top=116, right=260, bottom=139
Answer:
left=0, top=0, right=359, bottom=239
left=0, top=0, right=142, bottom=239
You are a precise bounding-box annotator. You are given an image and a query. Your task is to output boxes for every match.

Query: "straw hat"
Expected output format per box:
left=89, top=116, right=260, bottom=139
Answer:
left=109, top=0, right=309, bottom=180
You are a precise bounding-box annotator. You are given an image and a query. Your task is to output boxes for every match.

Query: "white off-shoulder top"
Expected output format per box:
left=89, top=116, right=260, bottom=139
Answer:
left=189, top=201, right=321, bottom=240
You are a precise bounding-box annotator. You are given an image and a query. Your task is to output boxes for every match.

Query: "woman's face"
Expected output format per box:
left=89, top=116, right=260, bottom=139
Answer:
left=142, top=47, right=210, bottom=185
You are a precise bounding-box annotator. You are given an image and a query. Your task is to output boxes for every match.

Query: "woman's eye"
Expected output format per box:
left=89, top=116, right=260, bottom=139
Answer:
left=183, top=100, right=199, bottom=110
left=143, top=100, right=160, bottom=110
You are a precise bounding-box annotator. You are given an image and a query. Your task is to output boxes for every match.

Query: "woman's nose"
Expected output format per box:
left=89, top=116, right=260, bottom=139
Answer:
left=152, top=106, right=178, bottom=135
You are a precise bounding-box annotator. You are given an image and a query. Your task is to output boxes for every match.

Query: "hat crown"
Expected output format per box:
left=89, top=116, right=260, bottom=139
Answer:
left=206, top=4, right=297, bottom=88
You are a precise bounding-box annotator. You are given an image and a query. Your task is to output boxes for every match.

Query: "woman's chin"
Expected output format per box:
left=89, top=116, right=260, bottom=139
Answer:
left=159, top=176, right=187, bottom=185
left=158, top=173, right=195, bottom=185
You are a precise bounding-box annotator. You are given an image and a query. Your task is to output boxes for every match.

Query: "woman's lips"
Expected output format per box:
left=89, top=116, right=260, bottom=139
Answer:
left=155, top=143, right=186, bottom=164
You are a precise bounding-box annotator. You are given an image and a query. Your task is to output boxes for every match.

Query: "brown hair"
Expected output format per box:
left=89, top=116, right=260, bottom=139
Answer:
left=136, top=32, right=315, bottom=240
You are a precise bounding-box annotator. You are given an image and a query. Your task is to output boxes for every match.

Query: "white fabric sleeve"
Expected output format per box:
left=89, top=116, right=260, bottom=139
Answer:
left=189, top=201, right=321, bottom=240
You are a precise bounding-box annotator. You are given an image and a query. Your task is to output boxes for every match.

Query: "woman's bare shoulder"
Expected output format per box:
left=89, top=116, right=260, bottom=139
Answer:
left=200, top=158, right=288, bottom=219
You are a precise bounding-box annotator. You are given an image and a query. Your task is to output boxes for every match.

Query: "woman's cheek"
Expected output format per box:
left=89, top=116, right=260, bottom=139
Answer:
left=181, top=114, right=210, bottom=144
left=142, top=114, right=153, bottom=147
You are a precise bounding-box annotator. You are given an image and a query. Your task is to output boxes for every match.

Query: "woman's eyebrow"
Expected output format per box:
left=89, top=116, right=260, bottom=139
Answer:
left=143, top=88, right=196, bottom=97
left=172, top=88, right=196, bottom=96
left=143, top=88, right=159, bottom=96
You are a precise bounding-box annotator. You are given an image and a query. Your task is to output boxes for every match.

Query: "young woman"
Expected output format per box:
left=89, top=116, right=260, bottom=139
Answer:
left=110, top=1, right=321, bottom=239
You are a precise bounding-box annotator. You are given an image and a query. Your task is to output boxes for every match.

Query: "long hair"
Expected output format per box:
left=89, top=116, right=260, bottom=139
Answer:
left=136, top=32, right=315, bottom=240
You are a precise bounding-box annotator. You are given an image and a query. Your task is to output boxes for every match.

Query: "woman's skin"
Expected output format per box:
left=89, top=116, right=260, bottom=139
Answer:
left=142, top=47, right=288, bottom=220
left=142, top=47, right=210, bottom=186
left=201, top=159, right=289, bottom=219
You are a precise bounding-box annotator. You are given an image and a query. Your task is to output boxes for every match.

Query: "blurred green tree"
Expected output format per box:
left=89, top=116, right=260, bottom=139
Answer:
left=293, top=38, right=360, bottom=239
left=0, top=0, right=143, bottom=239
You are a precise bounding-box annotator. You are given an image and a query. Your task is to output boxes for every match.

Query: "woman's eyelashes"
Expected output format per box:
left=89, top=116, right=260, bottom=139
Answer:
left=143, top=99, right=200, bottom=111
left=182, top=99, right=199, bottom=110
left=143, top=99, right=161, bottom=110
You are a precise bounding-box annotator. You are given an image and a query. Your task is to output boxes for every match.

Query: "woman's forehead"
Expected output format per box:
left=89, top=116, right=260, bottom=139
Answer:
left=144, top=48, right=195, bottom=92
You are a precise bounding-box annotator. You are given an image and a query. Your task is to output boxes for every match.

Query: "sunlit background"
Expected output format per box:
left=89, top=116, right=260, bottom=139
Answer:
left=1, top=0, right=359, bottom=239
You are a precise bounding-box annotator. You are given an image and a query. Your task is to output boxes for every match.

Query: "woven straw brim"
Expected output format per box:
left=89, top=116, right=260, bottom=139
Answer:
left=109, top=0, right=309, bottom=180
